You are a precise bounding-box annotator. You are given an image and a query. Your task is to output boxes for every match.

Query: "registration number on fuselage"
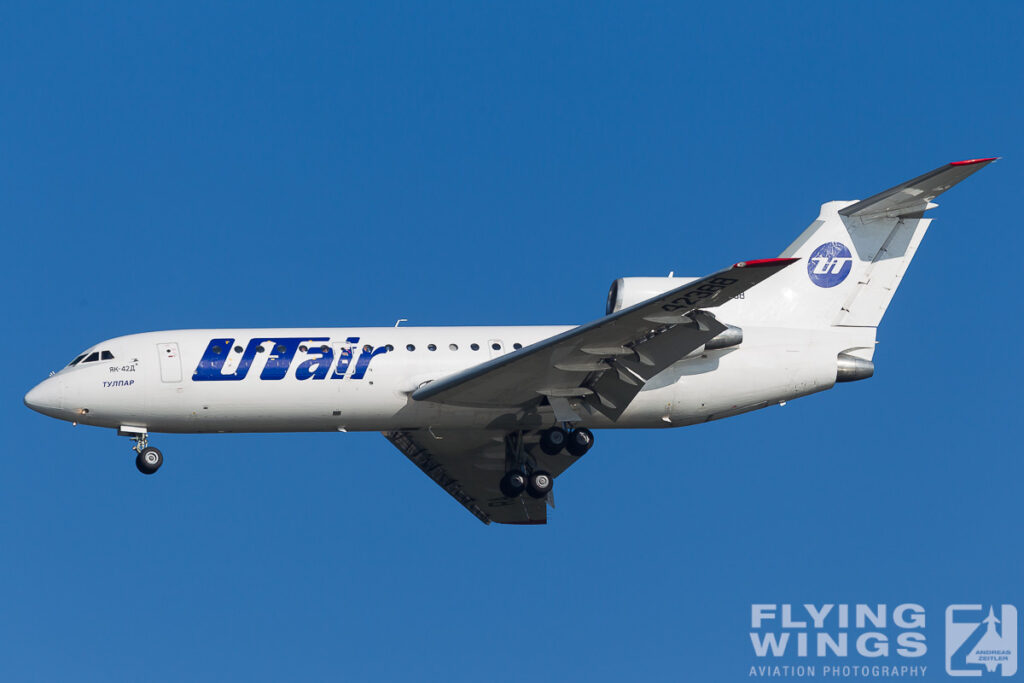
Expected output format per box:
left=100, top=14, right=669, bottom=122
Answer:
left=661, top=277, right=738, bottom=311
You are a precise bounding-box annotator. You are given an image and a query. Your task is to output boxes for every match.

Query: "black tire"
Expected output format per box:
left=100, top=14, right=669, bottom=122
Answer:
left=566, top=428, right=594, bottom=457
left=526, top=470, right=553, bottom=499
left=538, top=427, right=567, bottom=455
left=500, top=471, right=526, bottom=498
left=135, top=447, right=163, bottom=475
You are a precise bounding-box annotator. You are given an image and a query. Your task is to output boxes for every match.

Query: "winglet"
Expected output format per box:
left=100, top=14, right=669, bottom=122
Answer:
left=950, top=157, right=998, bottom=166
left=839, top=158, right=997, bottom=218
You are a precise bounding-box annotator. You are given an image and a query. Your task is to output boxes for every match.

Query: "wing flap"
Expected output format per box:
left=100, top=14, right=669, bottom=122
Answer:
left=583, top=310, right=726, bottom=418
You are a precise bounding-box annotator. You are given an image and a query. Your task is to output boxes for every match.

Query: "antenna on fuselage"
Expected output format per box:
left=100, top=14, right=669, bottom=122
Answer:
left=395, top=319, right=407, bottom=327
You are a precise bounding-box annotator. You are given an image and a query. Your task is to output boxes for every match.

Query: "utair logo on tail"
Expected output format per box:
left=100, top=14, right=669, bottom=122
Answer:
left=807, top=242, right=853, bottom=288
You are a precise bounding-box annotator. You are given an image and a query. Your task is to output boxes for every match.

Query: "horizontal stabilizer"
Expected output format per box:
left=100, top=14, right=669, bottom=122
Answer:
left=839, top=158, right=996, bottom=219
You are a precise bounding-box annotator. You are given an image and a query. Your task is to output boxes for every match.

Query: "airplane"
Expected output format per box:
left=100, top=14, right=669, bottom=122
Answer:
left=24, top=158, right=995, bottom=524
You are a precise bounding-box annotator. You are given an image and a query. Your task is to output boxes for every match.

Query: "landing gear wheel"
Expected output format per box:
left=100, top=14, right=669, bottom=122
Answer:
left=526, top=470, right=553, bottom=499
left=566, top=428, right=594, bottom=457
left=539, top=427, right=567, bottom=455
left=500, top=471, right=526, bottom=498
left=136, top=447, right=163, bottom=475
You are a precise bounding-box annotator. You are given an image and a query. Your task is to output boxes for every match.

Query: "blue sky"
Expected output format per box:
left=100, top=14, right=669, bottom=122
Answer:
left=2, top=3, right=1022, bottom=680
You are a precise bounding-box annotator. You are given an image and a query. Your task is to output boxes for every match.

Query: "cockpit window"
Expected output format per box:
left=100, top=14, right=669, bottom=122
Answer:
left=68, top=349, right=114, bottom=366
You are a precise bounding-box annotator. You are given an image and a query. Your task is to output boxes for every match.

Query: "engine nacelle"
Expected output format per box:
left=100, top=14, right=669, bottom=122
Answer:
left=705, top=325, right=743, bottom=350
left=836, top=353, right=874, bottom=382
left=606, top=277, right=699, bottom=315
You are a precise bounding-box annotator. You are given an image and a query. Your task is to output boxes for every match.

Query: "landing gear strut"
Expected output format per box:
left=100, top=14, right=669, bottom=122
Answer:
left=128, top=432, right=163, bottom=475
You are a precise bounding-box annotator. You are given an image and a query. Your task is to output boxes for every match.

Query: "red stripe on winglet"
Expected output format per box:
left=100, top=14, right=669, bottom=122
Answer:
left=950, top=157, right=997, bottom=166
left=732, top=257, right=799, bottom=269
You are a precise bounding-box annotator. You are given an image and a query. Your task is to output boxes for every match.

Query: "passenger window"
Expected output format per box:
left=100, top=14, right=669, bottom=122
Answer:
left=449, top=343, right=458, bottom=351
left=406, top=344, right=415, bottom=351
left=491, top=343, right=501, bottom=351
left=470, top=343, right=479, bottom=351
left=428, top=344, right=437, bottom=351
left=84, top=352, right=100, bottom=363
left=101, top=350, right=114, bottom=360
left=513, top=343, right=522, bottom=350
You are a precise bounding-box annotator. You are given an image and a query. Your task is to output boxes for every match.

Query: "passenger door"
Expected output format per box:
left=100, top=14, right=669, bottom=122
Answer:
left=157, top=343, right=182, bottom=382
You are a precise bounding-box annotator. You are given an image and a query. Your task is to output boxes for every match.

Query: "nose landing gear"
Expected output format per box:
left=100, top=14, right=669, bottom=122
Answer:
left=136, top=447, right=164, bottom=475
left=126, top=431, right=163, bottom=475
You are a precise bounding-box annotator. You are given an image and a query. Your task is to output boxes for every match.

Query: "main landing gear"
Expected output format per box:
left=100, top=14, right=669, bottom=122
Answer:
left=129, top=433, right=163, bottom=475
left=539, top=426, right=594, bottom=457
left=500, top=470, right=552, bottom=499
left=500, top=432, right=553, bottom=500
left=499, top=426, right=595, bottom=500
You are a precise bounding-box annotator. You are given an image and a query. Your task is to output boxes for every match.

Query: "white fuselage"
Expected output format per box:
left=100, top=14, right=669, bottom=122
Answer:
left=24, top=318, right=874, bottom=435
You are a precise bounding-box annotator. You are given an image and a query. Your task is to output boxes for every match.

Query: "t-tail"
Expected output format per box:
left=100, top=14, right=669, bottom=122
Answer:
left=747, top=158, right=996, bottom=331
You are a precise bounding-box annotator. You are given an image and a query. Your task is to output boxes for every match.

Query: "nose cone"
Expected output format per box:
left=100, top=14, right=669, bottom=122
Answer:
left=24, top=377, right=65, bottom=417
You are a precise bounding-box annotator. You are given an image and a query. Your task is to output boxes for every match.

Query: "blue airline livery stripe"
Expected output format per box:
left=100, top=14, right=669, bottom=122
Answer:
left=192, top=337, right=389, bottom=381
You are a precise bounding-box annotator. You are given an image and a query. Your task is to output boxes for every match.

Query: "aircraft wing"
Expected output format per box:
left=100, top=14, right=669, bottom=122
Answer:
left=384, top=428, right=583, bottom=524
left=412, top=258, right=797, bottom=420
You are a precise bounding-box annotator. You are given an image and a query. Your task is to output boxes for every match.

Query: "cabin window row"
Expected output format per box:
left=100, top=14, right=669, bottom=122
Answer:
left=206, top=342, right=527, bottom=355
left=404, top=342, right=524, bottom=352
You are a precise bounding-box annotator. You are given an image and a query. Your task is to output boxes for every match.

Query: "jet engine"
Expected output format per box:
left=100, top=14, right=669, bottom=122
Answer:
left=836, top=353, right=874, bottom=382
left=605, top=277, right=699, bottom=315
left=605, top=277, right=743, bottom=352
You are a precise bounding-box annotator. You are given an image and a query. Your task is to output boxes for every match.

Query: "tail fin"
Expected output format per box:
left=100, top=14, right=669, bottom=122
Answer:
left=761, top=158, right=995, bottom=329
